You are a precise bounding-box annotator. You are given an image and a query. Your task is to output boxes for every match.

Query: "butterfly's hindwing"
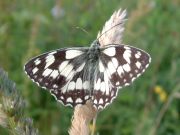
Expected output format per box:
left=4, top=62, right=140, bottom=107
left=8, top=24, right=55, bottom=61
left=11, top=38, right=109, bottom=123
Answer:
left=92, top=68, right=118, bottom=109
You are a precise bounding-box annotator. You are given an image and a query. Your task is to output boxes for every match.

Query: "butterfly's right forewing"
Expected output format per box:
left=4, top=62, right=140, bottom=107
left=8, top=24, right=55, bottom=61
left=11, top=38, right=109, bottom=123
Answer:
left=24, top=48, right=91, bottom=107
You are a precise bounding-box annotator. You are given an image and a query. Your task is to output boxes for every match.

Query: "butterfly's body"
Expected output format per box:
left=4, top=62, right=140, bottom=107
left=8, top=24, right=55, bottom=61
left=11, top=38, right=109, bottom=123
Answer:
left=75, top=40, right=100, bottom=94
left=87, top=40, right=100, bottom=61
left=24, top=9, right=151, bottom=110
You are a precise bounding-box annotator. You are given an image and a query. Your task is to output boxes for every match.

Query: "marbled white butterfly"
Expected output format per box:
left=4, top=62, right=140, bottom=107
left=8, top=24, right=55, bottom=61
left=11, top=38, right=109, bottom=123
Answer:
left=24, top=9, right=151, bottom=109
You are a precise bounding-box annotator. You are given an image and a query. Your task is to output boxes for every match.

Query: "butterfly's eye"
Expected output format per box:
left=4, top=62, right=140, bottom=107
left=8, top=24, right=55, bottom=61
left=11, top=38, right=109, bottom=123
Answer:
left=96, top=40, right=101, bottom=47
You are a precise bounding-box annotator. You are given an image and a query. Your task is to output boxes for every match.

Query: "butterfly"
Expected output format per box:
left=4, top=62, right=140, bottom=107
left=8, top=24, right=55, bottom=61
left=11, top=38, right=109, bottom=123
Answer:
left=24, top=9, right=151, bottom=110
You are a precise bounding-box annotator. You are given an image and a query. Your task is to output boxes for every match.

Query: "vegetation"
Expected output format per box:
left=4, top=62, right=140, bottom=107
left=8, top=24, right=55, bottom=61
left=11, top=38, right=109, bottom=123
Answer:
left=0, top=0, right=179, bottom=134
left=0, top=68, right=38, bottom=135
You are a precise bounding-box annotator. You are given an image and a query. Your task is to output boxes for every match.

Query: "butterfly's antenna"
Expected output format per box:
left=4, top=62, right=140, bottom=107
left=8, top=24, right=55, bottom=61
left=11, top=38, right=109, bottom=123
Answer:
left=97, top=19, right=127, bottom=41
left=75, top=26, right=90, bottom=36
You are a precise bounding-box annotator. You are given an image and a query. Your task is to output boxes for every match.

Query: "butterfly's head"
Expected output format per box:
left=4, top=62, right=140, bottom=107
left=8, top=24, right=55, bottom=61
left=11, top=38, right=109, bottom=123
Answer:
left=90, top=40, right=100, bottom=48
left=87, top=40, right=101, bottom=63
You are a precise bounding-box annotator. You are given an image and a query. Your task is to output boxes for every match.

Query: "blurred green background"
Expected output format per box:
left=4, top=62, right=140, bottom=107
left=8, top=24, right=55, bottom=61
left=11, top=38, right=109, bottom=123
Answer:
left=0, top=0, right=180, bottom=134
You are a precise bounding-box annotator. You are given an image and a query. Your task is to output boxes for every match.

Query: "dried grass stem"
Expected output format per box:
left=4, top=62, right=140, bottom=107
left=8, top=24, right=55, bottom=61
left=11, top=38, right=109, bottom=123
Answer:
left=69, top=101, right=98, bottom=135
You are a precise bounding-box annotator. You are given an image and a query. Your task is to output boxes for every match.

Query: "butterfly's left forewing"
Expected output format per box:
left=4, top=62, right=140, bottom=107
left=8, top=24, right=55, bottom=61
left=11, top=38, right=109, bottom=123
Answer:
left=99, top=44, right=151, bottom=88
left=24, top=48, right=91, bottom=107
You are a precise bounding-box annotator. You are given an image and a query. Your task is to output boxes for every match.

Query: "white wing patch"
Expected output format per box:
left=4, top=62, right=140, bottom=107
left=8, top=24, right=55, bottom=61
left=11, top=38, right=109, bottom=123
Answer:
left=59, top=61, right=69, bottom=72
left=117, top=66, right=124, bottom=77
left=34, top=59, right=41, bottom=65
left=76, top=62, right=85, bottom=72
left=99, top=60, right=105, bottom=72
left=60, top=64, right=73, bottom=77
left=107, top=61, right=116, bottom=75
left=103, top=47, right=116, bottom=56
left=76, top=98, right=83, bottom=103
left=45, top=55, right=55, bottom=69
left=43, top=68, right=53, bottom=77
left=111, top=58, right=118, bottom=69
left=100, top=82, right=106, bottom=93
left=67, top=97, right=73, bottom=103
left=135, top=51, right=141, bottom=58
left=50, top=70, right=59, bottom=79
left=68, top=81, right=76, bottom=90
left=122, top=63, right=131, bottom=72
left=136, top=61, right=141, bottom=69
left=32, top=67, right=38, bottom=74
left=76, top=78, right=83, bottom=89
left=94, top=78, right=101, bottom=90
left=123, top=49, right=131, bottom=64
left=65, top=50, right=84, bottom=59
left=83, top=81, right=89, bottom=89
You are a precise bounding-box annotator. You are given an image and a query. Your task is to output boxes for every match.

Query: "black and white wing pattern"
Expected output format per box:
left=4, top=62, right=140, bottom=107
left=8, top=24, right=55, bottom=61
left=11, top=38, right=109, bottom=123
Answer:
left=92, top=44, right=151, bottom=109
left=24, top=48, right=92, bottom=107
left=24, top=44, right=151, bottom=110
